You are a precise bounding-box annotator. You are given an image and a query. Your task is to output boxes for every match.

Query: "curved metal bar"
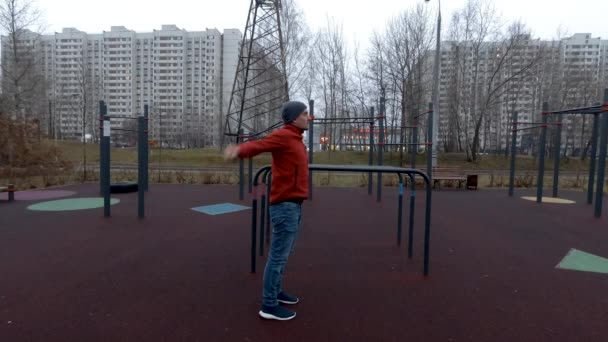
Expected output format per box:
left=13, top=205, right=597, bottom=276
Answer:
left=547, top=104, right=602, bottom=116
left=250, top=164, right=432, bottom=276
left=308, top=164, right=430, bottom=186
left=104, top=115, right=142, bottom=120
left=253, top=166, right=272, bottom=187
left=262, top=168, right=272, bottom=185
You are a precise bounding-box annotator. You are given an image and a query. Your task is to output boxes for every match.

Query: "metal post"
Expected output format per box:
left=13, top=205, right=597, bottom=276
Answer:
left=7, top=184, right=14, bottom=202
left=408, top=175, right=415, bottom=259
left=137, top=115, right=145, bottom=218
left=158, top=107, right=162, bottom=183
left=251, top=189, right=258, bottom=273
left=552, top=113, right=562, bottom=197
left=266, top=174, right=271, bottom=246
left=100, top=102, right=111, bottom=217
left=239, top=129, right=244, bottom=201
left=308, top=99, right=314, bottom=200
left=48, top=100, right=53, bottom=138
left=368, top=107, right=375, bottom=196
left=248, top=158, right=253, bottom=194
left=427, top=103, right=433, bottom=182
left=99, top=101, right=104, bottom=196
left=508, top=112, right=518, bottom=197
left=594, top=90, right=608, bottom=217
left=144, top=104, right=149, bottom=191
left=424, top=171, right=432, bottom=276
left=397, top=181, right=403, bottom=246
left=377, top=100, right=385, bottom=203
left=411, top=109, right=418, bottom=169
left=408, top=110, right=418, bottom=259
left=536, top=103, right=548, bottom=203
left=587, top=112, right=599, bottom=204
left=260, top=188, right=266, bottom=256
left=430, top=0, right=441, bottom=169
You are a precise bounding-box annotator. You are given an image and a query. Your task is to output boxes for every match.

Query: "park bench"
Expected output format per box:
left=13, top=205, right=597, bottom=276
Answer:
left=0, top=184, right=15, bottom=202
left=431, top=167, right=477, bottom=190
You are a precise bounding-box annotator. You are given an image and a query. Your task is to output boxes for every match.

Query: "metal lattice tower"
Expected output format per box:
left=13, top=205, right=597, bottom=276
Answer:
left=223, top=0, right=289, bottom=145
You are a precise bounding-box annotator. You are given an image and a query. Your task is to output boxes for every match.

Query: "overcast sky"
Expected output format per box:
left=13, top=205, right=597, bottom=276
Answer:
left=41, top=0, right=608, bottom=44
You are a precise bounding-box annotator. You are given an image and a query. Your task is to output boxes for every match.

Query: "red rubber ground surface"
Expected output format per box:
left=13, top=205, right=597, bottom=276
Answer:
left=1, top=183, right=607, bottom=341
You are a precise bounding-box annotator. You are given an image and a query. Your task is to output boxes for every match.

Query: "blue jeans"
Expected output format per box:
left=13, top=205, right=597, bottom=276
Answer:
left=262, top=201, right=302, bottom=307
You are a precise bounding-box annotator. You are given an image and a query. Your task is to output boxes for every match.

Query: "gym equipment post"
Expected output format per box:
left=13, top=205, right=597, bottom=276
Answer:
left=508, top=89, right=608, bottom=218
left=98, top=100, right=149, bottom=218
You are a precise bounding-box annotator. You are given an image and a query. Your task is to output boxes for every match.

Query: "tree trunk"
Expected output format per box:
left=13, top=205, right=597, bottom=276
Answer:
left=470, top=114, right=484, bottom=162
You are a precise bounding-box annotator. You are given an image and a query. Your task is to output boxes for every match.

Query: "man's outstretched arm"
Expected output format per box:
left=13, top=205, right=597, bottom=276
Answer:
left=223, top=130, right=284, bottom=160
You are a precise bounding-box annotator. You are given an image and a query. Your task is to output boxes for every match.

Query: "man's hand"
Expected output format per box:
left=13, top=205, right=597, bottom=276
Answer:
left=223, top=144, right=240, bottom=160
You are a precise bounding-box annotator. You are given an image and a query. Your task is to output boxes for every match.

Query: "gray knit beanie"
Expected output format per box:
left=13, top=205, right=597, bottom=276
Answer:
left=281, top=101, right=307, bottom=123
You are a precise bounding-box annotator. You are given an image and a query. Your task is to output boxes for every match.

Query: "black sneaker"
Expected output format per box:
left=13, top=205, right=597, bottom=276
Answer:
left=259, top=305, right=296, bottom=321
left=277, top=291, right=299, bottom=305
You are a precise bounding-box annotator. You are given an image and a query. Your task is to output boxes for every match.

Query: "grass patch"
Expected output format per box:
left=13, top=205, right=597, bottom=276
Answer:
left=53, top=139, right=592, bottom=172
left=4, top=139, right=597, bottom=192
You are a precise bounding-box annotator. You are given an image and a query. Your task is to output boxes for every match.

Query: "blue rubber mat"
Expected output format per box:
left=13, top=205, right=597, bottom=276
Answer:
left=191, top=203, right=251, bottom=215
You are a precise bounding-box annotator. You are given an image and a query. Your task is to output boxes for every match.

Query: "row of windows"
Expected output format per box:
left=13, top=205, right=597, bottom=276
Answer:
left=104, top=63, right=131, bottom=68
left=566, top=51, right=600, bottom=56
left=106, top=51, right=131, bottom=55
left=107, top=102, right=133, bottom=106
left=31, top=51, right=218, bottom=61
left=105, top=44, right=131, bottom=49
left=567, top=45, right=601, bottom=49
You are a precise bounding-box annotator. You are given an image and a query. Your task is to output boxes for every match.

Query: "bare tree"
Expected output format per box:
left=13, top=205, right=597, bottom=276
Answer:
left=0, top=0, right=45, bottom=180
left=471, top=22, right=545, bottom=161
left=383, top=12, right=412, bottom=162
left=366, top=31, right=388, bottom=104
left=315, top=18, right=348, bottom=152
left=351, top=40, right=370, bottom=114
left=531, top=29, right=604, bottom=160
left=442, top=0, right=546, bottom=162
left=380, top=5, right=434, bottom=164
left=445, top=0, right=502, bottom=161
left=0, top=0, right=45, bottom=119
left=281, top=0, right=312, bottom=99
left=301, top=35, right=318, bottom=102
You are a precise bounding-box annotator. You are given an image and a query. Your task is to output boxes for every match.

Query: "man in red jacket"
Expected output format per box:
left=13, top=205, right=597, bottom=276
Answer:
left=224, top=101, right=310, bottom=321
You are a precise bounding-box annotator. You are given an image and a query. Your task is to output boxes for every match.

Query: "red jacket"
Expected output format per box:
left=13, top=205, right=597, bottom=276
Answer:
left=238, top=124, right=309, bottom=204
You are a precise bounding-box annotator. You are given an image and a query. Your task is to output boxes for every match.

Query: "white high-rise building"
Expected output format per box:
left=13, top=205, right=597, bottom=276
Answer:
left=28, top=25, right=242, bottom=147
left=433, top=33, right=608, bottom=154
left=221, top=29, right=241, bottom=130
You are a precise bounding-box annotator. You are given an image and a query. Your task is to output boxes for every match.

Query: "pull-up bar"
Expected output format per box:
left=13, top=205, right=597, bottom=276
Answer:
left=98, top=101, right=149, bottom=218
left=512, top=122, right=562, bottom=125
left=306, top=101, right=435, bottom=200
left=413, top=109, right=433, bottom=119
left=545, top=104, right=603, bottom=116
left=311, top=117, right=376, bottom=123
left=508, top=89, right=608, bottom=219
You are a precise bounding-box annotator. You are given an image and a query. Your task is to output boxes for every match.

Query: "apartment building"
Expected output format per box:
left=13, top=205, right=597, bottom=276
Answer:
left=8, top=25, right=242, bottom=147
left=434, top=33, right=608, bottom=154
left=557, top=33, right=608, bottom=154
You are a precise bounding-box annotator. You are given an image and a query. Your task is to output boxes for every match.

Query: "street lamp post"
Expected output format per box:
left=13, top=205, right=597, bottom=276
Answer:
left=48, top=100, right=53, bottom=140
left=426, top=0, right=441, bottom=167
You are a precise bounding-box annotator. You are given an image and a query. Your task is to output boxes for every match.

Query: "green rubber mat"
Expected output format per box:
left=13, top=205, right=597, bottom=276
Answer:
left=27, top=198, right=120, bottom=211
left=556, top=248, right=608, bottom=274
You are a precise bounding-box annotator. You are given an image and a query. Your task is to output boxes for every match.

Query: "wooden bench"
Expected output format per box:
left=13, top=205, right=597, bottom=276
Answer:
left=431, top=167, right=478, bottom=190
left=0, top=184, right=15, bottom=202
